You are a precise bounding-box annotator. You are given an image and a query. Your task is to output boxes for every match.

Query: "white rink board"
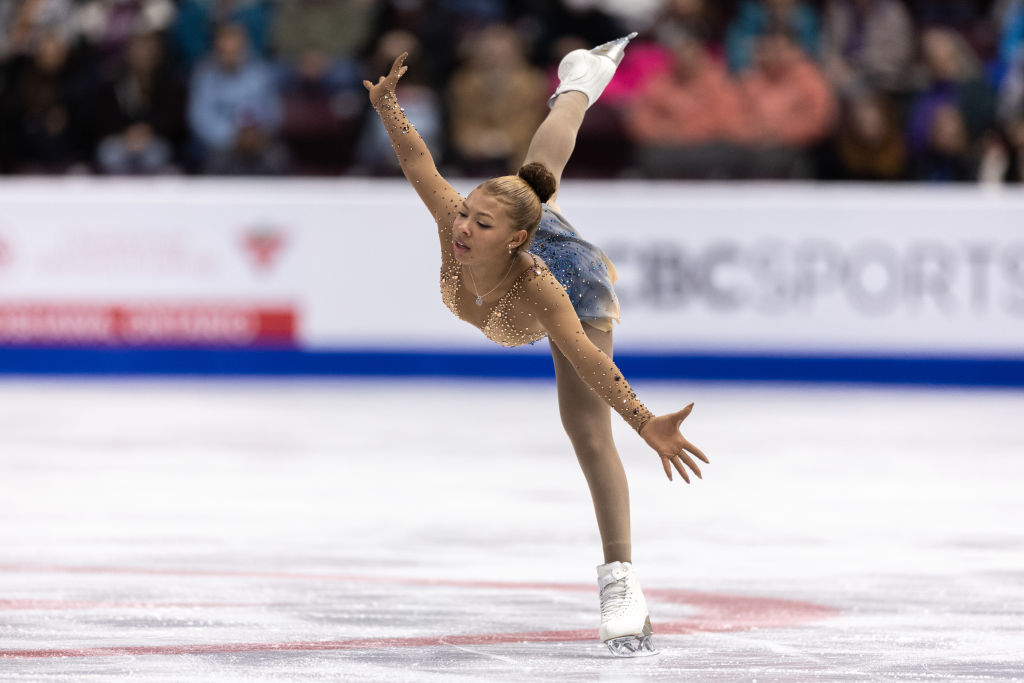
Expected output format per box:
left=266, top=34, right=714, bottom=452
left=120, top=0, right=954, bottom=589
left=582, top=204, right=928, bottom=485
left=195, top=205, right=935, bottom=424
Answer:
left=0, top=179, right=1022, bottom=354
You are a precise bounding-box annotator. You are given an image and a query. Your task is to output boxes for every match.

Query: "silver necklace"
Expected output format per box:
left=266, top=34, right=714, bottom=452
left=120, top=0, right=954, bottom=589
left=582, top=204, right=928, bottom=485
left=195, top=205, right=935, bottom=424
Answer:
left=467, top=257, right=517, bottom=306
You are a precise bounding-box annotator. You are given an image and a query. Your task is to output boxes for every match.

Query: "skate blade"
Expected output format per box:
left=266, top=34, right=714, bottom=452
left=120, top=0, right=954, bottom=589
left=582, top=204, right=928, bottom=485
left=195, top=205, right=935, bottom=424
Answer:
left=604, top=617, right=658, bottom=657
left=590, top=32, right=638, bottom=65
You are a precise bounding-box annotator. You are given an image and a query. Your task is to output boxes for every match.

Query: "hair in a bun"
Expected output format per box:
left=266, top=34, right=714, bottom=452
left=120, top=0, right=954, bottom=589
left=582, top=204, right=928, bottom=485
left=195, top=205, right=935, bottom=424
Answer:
left=478, top=163, right=559, bottom=253
left=517, top=162, right=557, bottom=203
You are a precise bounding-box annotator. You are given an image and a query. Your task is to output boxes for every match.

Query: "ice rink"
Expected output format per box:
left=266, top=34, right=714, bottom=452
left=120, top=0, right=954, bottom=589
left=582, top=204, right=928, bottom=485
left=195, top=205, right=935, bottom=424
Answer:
left=1, top=378, right=1021, bottom=681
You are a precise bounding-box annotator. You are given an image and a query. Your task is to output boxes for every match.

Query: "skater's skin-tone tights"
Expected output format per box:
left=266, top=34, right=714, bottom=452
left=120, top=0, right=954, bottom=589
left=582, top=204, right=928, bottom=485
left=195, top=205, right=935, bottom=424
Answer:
left=370, top=67, right=633, bottom=563
left=525, top=94, right=632, bottom=564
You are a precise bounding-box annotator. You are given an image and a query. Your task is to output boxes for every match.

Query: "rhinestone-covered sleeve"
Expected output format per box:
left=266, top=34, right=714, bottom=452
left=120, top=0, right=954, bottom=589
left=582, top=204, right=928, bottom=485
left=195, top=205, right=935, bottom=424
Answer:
left=369, top=86, right=463, bottom=238
left=522, top=269, right=654, bottom=433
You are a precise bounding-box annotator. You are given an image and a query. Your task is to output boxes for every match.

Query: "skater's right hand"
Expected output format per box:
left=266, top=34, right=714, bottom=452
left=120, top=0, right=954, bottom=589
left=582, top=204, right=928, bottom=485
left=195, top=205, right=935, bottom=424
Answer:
left=363, top=52, right=408, bottom=105
left=639, top=404, right=709, bottom=483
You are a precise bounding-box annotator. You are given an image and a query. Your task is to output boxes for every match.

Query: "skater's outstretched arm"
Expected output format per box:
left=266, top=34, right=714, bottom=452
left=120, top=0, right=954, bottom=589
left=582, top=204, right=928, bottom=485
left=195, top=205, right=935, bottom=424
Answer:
left=522, top=271, right=709, bottom=482
left=364, top=54, right=463, bottom=241
left=521, top=92, right=589, bottom=206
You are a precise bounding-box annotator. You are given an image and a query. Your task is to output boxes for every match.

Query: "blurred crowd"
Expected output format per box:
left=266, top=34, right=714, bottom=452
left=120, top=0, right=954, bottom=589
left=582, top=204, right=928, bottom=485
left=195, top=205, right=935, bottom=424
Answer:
left=1, top=0, right=1023, bottom=182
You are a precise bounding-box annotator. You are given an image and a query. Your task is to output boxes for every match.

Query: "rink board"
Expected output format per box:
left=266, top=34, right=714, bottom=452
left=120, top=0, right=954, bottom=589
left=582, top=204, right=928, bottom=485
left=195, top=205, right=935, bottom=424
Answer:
left=0, top=179, right=1022, bottom=384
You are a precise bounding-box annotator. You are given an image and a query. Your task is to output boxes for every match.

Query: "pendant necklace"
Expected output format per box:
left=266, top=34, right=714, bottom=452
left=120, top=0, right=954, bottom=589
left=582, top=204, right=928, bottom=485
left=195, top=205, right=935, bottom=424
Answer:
left=467, top=256, right=517, bottom=307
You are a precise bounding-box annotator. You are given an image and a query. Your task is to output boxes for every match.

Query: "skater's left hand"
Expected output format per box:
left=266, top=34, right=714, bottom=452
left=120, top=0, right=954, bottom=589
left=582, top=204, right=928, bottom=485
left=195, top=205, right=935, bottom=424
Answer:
left=363, top=52, right=408, bottom=105
left=639, top=403, right=709, bottom=483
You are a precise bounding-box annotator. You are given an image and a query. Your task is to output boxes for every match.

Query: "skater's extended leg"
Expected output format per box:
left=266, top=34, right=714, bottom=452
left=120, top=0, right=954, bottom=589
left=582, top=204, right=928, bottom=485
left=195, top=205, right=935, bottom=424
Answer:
left=550, top=322, right=630, bottom=564
left=552, top=322, right=656, bottom=656
left=525, top=32, right=637, bottom=206
left=523, top=91, right=588, bottom=202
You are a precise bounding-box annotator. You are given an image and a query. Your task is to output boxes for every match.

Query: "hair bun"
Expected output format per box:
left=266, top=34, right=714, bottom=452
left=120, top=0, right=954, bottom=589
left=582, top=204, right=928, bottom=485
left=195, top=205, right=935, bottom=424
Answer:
left=517, top=163, right=557, bottom=203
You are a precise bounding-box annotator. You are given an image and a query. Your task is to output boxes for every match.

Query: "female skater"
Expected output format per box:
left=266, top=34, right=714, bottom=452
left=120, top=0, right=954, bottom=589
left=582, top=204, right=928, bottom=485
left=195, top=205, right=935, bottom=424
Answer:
left=363, top=35, right=708, bottom=657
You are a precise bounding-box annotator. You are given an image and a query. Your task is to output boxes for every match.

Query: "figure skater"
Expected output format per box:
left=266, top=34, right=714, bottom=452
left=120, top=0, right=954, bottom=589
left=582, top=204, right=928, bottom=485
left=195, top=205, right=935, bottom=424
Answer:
left=363, top=34, right=708, bottom=657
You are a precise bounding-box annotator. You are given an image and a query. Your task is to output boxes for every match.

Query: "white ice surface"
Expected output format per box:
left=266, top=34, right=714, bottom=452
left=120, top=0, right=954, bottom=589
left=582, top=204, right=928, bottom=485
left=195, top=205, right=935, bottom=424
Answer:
left=0, top=379, right=1022, bottom=681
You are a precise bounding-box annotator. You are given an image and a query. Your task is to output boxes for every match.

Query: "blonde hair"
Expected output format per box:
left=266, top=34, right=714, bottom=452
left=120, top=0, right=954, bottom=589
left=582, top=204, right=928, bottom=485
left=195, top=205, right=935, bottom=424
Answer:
left=479, top=163, right=557, bottom=252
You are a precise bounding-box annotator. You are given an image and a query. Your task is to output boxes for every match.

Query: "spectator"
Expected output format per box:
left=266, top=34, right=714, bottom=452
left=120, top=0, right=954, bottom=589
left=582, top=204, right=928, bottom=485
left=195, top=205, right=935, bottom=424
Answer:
left=820, top=0, right=915, bottom=96
left=906, top=28, right=996, bottom=164
left=171, top=0, right=271, bottom=72
left=272, top=1, right=377, bottom=175
left=92, top=30, right=185, bottom=174
left=994, top=0, right=1024, bottom=80
left=187, top=21, right=283, bottom=174
left=996, top=49, right=1024, bottom=180
left=271, top=0, right=374, bottom=94
left=0, top=29, right=91, bottom=173
left=0, top=0, right=76, bottom=60
left=656, top=0, right=727, bottom=53
left=907, top=0, right=989, bottom=31
left=726, top=0, right=819, bottom=74
left=625, top=32, right=745, bottom=178
left=446, top=24, right=546, bottom=175
left=831, top=91, right=908, bottom=180
left=204, top=121, right=288, bottom=175
left=913, top=103, right=977, bottom=181
left=75, top=0, right=176, bottom=73
left=735, top=30, right=837, bottom=177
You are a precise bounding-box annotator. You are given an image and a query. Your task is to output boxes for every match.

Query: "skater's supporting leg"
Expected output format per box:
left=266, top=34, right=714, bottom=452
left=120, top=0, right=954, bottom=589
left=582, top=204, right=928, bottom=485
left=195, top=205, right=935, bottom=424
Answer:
left=523, top=91, right=588, bottom=205
left=550, top=322, right=631, bottom=564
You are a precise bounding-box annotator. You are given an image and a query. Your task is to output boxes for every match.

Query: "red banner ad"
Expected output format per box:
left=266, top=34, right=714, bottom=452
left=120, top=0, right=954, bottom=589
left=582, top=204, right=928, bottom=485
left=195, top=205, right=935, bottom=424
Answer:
left=0, top=305, right=296, bottom=347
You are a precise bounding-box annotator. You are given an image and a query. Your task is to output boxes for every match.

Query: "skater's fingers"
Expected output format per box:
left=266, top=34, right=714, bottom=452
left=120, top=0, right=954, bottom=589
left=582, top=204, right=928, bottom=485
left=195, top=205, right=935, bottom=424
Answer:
left=683, top=438, right=709, bottom=464
left=677, top=450, right=701, bottom=479
left=670, top=456, right=691, bottom=484
left=673, top=403, right=694, bottom=426
left=362, top=80, right=372, bottom=91
left=661, top=456, right=672, bottom=481
left=389, top=52, right=408, bottom=76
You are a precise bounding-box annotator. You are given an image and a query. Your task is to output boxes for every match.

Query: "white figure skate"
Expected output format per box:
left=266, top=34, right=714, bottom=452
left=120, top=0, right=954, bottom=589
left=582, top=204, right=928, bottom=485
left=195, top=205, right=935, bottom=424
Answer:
left=548, top=32, right=638, bottom=109
left=597, top=561, right=657, bottom=657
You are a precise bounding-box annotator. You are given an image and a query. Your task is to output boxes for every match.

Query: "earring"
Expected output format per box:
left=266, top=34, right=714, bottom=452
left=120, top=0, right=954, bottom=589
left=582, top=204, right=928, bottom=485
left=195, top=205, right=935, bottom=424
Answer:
left=508, top=244, right=514, bottom=254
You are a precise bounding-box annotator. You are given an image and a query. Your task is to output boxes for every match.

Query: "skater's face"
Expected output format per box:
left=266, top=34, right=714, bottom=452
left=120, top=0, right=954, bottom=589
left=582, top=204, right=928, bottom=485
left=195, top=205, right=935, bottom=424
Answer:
left=452, top=189, right=526, bottom=264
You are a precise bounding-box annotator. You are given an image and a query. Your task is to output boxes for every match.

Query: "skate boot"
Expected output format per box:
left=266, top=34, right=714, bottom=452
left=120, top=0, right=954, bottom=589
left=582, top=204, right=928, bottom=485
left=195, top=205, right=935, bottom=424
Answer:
left=548, top=32, right=638, bottom=109
left=597, top=561, right=657, bottom=657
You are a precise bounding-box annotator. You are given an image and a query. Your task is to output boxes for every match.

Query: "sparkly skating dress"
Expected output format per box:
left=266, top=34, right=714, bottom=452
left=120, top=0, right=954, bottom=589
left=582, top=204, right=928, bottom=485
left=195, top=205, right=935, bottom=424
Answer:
left=440, top=206, right=652, bottom=433
left=370, top=84, right=652, bottom=434
left=529, top=205, right=621, bottom=332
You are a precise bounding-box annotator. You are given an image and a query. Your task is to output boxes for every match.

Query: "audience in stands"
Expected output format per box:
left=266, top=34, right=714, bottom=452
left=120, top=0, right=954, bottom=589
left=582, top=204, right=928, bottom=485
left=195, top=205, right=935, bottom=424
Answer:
left=0, top=0, right=77, bottom=60
left=187, top=21, right=284, bottom=174
left=172, top=0, right=271, bottom=71
left=93, top=30, right=184, bottom=174
left=447, top=24, right=546, bottom=175
left=829, top=91, right=908, bottom=180
left=726, top=0, right=819, bottom=73
left=0, top=28, right=91, bottom=173
left=353, top=30, right=445, bottom=177
left=626, top=31, right=745, bottom=178
left=820, top=0, right=915, bottom=96
left=0, top=0, right=1022, bottom=182
left=735, top=30, right=837, bottom=177
left=907, top=27, right=996, bottom=180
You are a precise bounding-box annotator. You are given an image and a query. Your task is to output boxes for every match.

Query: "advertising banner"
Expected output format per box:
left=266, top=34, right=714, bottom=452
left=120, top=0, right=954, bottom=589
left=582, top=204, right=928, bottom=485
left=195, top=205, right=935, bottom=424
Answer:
left=1, top=180, right=1022, bottom=375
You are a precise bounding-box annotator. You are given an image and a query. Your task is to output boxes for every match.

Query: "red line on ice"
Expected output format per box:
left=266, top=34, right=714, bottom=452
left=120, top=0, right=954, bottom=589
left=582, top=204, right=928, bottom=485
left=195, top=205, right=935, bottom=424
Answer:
left=0, top=564, right=839, bottom=659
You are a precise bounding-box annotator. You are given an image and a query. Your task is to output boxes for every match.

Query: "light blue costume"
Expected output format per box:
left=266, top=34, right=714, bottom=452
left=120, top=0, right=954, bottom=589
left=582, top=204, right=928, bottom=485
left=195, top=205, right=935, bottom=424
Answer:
left=529, top=206, right=620, bottom=331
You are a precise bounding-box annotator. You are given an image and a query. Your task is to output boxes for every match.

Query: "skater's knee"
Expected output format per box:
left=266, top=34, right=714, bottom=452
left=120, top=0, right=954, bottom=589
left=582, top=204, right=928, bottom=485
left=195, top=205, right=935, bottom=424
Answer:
left=560, top=417, right=612, bottom=458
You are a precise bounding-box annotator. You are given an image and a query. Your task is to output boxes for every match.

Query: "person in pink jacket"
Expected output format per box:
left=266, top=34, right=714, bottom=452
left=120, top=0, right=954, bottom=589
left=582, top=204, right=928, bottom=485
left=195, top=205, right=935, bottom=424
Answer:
left=625, top=32, right=747, bottom=177
left=627, top=34, right=745, bottom=147
left=736, top=30, right=838, bottom=176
